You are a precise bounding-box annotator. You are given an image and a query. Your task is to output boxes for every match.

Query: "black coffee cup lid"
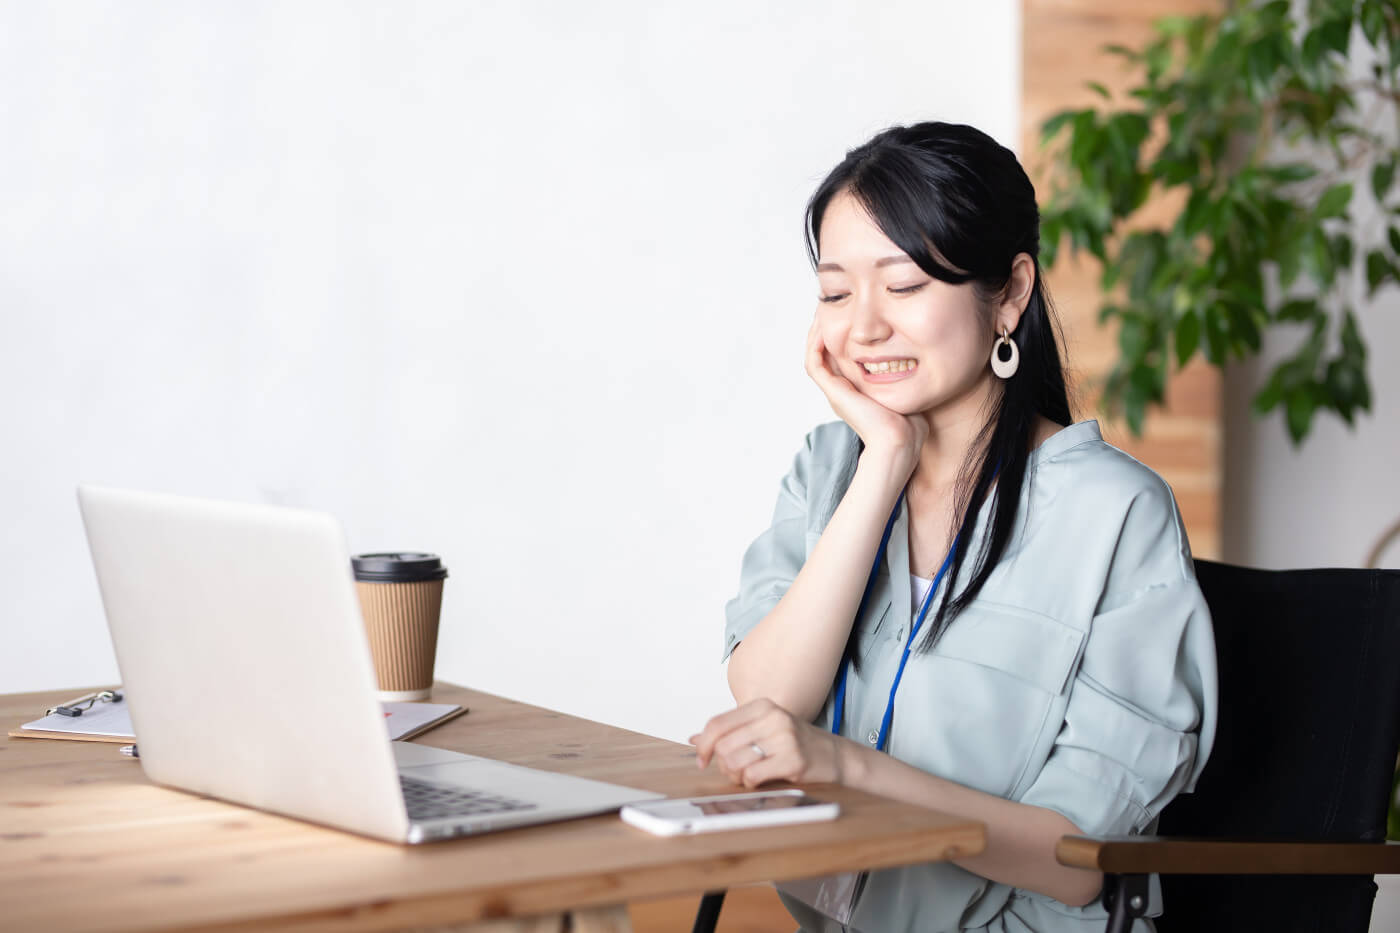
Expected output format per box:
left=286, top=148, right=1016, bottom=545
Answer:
left=351, top=553, right=448, bottom=583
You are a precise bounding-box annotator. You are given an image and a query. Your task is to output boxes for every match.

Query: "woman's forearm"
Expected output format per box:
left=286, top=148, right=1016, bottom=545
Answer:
left=838, top=739, right=1103, bottom=907
left=727, top=449, right=910, bottom=721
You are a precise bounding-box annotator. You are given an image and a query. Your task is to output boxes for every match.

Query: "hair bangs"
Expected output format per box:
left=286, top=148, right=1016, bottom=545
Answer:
left=846, top=162, right=976, bottom=287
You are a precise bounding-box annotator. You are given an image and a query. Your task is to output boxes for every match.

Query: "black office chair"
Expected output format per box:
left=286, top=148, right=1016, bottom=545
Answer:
left=1058, top=559, right=1400, bottom=932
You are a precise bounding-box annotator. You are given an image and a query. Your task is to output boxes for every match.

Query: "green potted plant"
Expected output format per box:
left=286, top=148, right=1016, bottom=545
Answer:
left=1033, top=0, right=1400, bottom=853
left=1036, top=0, right=1396, bottom=445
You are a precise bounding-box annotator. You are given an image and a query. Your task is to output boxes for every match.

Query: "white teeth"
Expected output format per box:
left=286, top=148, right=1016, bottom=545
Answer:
left=863, top=359, right=916, bottom=373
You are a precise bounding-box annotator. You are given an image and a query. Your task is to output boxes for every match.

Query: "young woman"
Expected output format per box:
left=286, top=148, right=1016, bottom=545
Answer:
left=690, top=122, right=1218, bottom=932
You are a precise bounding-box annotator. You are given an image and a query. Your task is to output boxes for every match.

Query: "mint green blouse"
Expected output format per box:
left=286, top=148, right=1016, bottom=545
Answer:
left=721, top=420, right=1218, bottom=933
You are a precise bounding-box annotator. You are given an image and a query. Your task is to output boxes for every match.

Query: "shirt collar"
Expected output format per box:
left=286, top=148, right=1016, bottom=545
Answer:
left=1028, top=419, right=1102, bottom=471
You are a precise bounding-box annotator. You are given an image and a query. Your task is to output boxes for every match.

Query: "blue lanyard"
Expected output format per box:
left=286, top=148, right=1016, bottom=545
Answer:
left=831, top=489, right=960, bottom=754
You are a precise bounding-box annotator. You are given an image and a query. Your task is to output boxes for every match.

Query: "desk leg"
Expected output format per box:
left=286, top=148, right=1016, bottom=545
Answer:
left=411, top=904, right=631, bottom=933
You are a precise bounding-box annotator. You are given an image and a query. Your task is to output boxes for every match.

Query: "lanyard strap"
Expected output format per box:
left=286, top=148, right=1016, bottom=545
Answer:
left=831, top=493, right=960, bottom=753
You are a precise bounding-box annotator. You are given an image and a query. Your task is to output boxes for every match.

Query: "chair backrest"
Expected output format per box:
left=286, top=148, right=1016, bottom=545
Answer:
left=1156, top=559, right=1400, bottom=932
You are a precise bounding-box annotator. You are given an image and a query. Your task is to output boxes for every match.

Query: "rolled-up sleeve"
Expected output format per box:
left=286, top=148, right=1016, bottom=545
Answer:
left=721, top=433, right=816, bottom=662
left=1018, top=483, right=1219, bottom=836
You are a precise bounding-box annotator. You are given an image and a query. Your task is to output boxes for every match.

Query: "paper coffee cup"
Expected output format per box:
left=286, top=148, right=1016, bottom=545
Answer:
left=351, top=553, right=448, bottom=701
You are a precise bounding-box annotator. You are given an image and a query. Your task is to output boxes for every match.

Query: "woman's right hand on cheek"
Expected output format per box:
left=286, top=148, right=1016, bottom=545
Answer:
left=805, top=315, right=927, bottom=471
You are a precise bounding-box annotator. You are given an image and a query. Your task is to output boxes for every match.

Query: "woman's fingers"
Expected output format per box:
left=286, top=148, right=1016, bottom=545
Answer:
left=736, top=731, right=803, bottom=788
left=738, top=754, right=793, bottom=788
left=691, top=699, right=776, bottom=767
left=804, top=315, right=921, bottom=462
left=713, top=725, right=781, bottom=770
left=708, top=716, right=802, bottom=786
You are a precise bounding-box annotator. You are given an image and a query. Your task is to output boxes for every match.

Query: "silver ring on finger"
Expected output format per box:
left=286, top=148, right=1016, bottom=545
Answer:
left=750, top=742, right=766, bottom=760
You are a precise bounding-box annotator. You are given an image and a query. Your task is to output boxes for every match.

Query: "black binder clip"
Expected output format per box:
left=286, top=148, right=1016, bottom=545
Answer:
left=47, top=689, right=123, bottom=717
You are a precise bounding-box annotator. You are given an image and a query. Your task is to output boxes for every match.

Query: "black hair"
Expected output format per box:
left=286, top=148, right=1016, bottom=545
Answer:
left=804, top=121, right=1073, bottom=661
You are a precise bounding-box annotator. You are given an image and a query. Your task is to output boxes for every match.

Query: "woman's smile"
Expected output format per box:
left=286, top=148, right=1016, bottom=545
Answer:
left=855, top=356, right=920, bottom=383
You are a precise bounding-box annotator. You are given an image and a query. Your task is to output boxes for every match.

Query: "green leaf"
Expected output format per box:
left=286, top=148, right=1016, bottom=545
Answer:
left=1326, top=358, right=1362, bottom=424
left=1331, top=232, right=1354, bottom=269
left=1285, top=388, right=1317, bottom=444
left=1145, top=37, right=1173, bottom=85
left=1275, top=298, right=1319, bottom=322
left=1389, top=226, right=1400, bottom=255
left=1245, top=40, right=1274, bottom=98
left=1114, top=112, right=1151, bottom=150
left=1129, top=359, right=1166, bottom=402
left=1340, top=309, right=1365, bottom=361
left=1224, top=301, right=1263, bottom=354
left=1367, top=250, right=1395, bottom=296
left=1155, top=156, right=1199, bottom=186
left=1276, top=229, right=1304, bottom=289
left=1182, top=188, right=1214, bottom=236
left=1086, top=81, right=1111, bottom=101
left=1253, top=367, right=1286, bottom=413
left=1040, top=109, right=1078, bottom=144
left=1102, top=43, right=1140, bottom=62
left=1258, top=0, right=1289, bottom=24
left=1373, top=159, right=1396, bottom=203
left=1315, top=182, right=1353, bottom=219
left=1301, top=27, right=1327, bottom=69
left=1070, top=110, right=1100, bottom=174
left=1254, top=375, right=1282, bottom=411
left=1155, top=15, right=1194, bottom=37
left=1320, top=16, right=1353, bottom=56
left=1100, top=260, right=1122, bottom=291
left=1202, top=305, right=1229, bottom=366
left=1361, top=0, right=1386, bottom=47
left=1040, top=213, right=1063, bottom=268
left=1263, top=163, right=1316, bottom=184
left=1118, top=312, right=1149, bottom=359
left=1123, top=172, right=1153, bottom=214
left=1125, top=385, right=1146, bottom=436
left=1174, top=309, right=1200, bottom=367
left=1304, top=229, right=1337, bottom=287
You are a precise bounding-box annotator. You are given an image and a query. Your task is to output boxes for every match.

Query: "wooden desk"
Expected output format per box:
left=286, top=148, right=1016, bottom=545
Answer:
left=1, top=683, right=985, bottom=932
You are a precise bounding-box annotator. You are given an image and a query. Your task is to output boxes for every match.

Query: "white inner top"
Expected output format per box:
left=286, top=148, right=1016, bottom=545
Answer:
left=911, top=573, right=935, bottom=615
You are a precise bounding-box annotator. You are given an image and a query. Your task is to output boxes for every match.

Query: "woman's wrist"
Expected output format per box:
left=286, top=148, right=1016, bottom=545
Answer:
left=853, top=447, right=916, bottom=503
left=834, top=733, right=871, bottom=787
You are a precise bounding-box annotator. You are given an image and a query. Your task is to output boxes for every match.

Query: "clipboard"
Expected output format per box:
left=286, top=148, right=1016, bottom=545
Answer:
left=9, top=687, right=468, bottom=744
left=9, top=689, right=133, bottom=743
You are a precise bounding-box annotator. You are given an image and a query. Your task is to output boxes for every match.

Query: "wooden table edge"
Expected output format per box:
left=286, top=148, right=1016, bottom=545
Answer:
left=175, top=819, right=986, bottom=933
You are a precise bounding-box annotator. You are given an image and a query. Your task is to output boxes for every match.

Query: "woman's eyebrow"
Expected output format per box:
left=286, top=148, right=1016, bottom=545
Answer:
left=816, top=256, right=915, bottom=272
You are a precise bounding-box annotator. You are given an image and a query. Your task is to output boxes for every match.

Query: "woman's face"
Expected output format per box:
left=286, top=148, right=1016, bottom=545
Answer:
left=814, top=189, right=996, bottom=420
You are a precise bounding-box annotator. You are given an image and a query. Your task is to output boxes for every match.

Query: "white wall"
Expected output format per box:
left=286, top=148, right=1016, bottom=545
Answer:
left=1222, top=299, right=1400, bottom=569
left=0, top=1, right=1020, bottom=741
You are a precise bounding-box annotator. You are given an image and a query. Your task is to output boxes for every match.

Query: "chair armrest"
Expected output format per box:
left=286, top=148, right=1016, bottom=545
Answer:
left=1056, top=836, right=1400, bottom=875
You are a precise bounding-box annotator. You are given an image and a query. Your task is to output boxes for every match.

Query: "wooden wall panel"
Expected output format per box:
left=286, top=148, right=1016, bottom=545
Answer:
left=1023, top=0, right=1224, bottom=558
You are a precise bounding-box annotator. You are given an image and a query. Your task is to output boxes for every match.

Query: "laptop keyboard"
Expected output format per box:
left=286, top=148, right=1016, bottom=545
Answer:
left=400, top=774, right=538, bottom=821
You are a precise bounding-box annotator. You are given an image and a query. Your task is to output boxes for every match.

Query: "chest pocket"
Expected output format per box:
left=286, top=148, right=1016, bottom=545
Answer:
left=893, top=601, right=1084, bottom=796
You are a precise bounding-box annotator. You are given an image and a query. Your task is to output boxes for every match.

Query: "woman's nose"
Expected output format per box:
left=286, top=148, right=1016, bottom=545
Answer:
left=848, top=290, right=892, bottom=344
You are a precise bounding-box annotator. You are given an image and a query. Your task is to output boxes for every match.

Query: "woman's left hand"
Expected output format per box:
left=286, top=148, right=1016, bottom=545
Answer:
left=689, top=698, right=848, bottom=788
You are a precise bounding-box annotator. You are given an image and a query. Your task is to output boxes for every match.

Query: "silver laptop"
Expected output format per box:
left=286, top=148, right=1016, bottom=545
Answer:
left=76, top=484, right=662, bottom=843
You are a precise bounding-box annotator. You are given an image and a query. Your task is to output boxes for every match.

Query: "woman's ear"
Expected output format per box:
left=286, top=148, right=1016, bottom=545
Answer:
left=995, top=252, right=1036, bottom=334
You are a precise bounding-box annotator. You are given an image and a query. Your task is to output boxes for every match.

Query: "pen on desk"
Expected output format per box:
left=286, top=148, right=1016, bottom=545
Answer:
left=119, top=744, right=139, bottom=758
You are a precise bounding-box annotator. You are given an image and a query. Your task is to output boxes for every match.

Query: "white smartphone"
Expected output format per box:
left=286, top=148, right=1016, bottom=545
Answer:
left=619, top=790, right=840, bottom=836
